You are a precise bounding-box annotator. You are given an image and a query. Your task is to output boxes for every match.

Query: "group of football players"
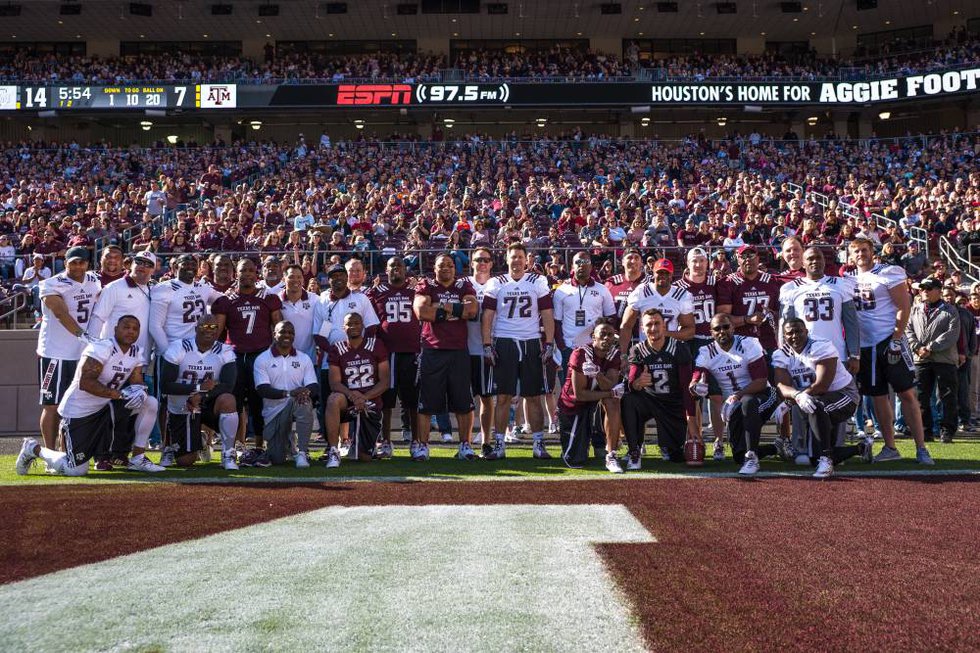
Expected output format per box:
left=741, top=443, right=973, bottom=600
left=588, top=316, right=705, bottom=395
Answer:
left=15, top=234, right=936, bottom=479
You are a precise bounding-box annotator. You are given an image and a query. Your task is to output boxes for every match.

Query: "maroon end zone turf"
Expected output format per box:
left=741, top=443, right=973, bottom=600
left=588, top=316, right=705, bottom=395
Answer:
left=3, top=477, right=979, bottom=651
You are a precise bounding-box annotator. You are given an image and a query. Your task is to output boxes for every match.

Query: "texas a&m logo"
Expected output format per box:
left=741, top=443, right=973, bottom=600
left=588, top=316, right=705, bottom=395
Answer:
left=199, top=84, right=237, bottom=108
left=336, top=84, right=412, bottom=106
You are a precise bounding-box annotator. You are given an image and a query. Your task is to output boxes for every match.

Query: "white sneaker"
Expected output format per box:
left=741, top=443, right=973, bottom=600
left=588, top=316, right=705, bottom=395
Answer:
left=626, top=451, right=642, bottom=471
left=813, top=456, right=834, bottom=479
left=325, top=448, right=341, bottom=469
left=375, top=441, right=393, bottom=459
left=738, top=451, right=760, bottom=476
left=128, top=454, right=165, bottom=473
left=159, top=445, right=177, bottom=468
left=504, top=431, right=521, bottom=444
left=339, top=441, right=351, bottom=457
left=794, top=453, right=811, bottom=466
left=15, top=437, right=38, bottom=475
left=294, top=451, right=310, bottom=469
left=548, top=422, right=559, bottom=434
left=605, top=454, right=624, bottom=474
left=472, top=433, right=483, bottom=445
left=532, top=440, right=553, bottom=459
left=457, top=442, right=476, bottom=460
left=222, top=451, right=239, bottom=471
left=712, top=441, right=725, bottom=461
left=441, top=432, right=453, bottom=443
left=417, top=443, right=430, bottom=461
left=409, top=440, right=420, bottom=458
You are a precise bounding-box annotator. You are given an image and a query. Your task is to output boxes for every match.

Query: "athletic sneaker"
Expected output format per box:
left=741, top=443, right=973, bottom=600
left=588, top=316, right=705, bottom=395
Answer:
left=325, top=448, right=341, bottom=469
left=532, top=440, right=552, bottom=459
left=773, top=437, right=795, bottom=461
left=738, top=451, right=760, bottom=476
left=858, top=436, right=874, bottom=463
left=605, top=453, right=624, bottom=474
left=159, top=445, right=177, bottom=468
left=375, top=442, right=393, bottom=459
left=873, top=446, right=902, bottom=463
left=915, top=447, right=935, bottom=466
left=626, top=450, right=642, bottom=471
left=127, top=454, right=165, bottom=473
left=294, top=451, right=310, bottom=469
left=713, top=441, right=725, bottom=461
left=813, top=456, right=834, bottom=479
left=472, top=433, right=483, bottom=446
left=504, top=431, right=522, bottom=444
left=412, top=442, right=429, bottom=461
left=253, top=450, right=272, bottom=468
left=108, top=455, right=129, bottom=468
left=457, top=442, right=476, bottom=460
left=95, top=458, right=113, bottom=472
left=794, top=454, right=811, bottom=466
left=15, top=437, right=38, bottom=475
left=339, top=441, right=351, bottom=458
left=221, top=451, right=239, bottom=471
left=409, top=440, right=420, bottom=458
left=658, top=446, right=671, bottom=462
left=548, top=422, right=559, bottom=434
left=441, top=432, right=453, bottom=443
left=483, top=441, right=506, bottom=460
left=237, top=449, right=258, bottom=467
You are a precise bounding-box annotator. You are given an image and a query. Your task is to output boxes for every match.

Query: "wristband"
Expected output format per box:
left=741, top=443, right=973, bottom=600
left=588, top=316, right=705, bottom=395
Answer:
left=195, top=383, right=202, bottom=393
left=450, top=302, right=464, bottom=319
left=434, top=307, right=447, bottom=322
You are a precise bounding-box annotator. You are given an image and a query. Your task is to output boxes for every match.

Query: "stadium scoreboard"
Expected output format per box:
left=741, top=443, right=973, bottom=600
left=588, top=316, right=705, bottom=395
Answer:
left=3, top=84, right=238, bottom=110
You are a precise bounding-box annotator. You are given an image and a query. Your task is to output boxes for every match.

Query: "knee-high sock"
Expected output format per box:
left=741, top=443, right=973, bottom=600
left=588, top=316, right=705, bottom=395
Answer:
left=133, top=396, right=159, bottom=449
left=219, top=413, right=239, bottom=452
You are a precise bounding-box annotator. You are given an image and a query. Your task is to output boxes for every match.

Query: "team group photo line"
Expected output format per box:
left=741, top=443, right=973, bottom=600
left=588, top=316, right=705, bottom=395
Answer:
left=16, top=234, right=958, bottom=479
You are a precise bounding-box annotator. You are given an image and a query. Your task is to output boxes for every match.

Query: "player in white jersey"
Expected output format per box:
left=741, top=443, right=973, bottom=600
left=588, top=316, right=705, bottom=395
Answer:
left=88, top=251, right=155, bottom=367
left=36, top=246, right=101, bottom=449
left=467, top=247, right=495, bottom=448
left=846, top=238, right=934, bottom=465
left=160, top=315, right=239, bottom=469
left=691, top=314, right=783, bottom=475
left=773, top=319, right=872, bottom=478
left=148, top=254, right=221, bottom=353
left=481, top=242, right=555, bottom=459
left=16, top=315, right=163, bottom=476
left=619, top=258, right=695, bottom=358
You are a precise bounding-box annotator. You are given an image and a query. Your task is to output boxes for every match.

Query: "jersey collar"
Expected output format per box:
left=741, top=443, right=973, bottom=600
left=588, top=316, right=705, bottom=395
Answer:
left=271, top=346, right=297, bottom=357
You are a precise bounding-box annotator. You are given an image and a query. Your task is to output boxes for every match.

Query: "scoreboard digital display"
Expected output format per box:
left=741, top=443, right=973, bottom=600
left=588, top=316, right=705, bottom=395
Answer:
left=8, top=83, right=238, bottom=110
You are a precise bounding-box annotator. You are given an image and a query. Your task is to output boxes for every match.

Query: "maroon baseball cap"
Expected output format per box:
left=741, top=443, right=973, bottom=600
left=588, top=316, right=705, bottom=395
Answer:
left=737, top=245, right=758, bottom=257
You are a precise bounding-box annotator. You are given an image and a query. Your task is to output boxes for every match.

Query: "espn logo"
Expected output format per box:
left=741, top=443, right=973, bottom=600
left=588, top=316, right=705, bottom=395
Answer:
left=336, top=84, right=412, bottom=105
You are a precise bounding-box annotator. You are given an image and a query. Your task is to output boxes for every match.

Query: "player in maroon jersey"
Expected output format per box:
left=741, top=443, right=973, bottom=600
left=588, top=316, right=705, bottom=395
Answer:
left=366, top=256, right=421, bottom=458
left=604, top=247, right=649, bottom=330
left=717, top=245, right=782, bottom=354
left=413, top=253, right=479, bottom=461
left=323, top=312, right=390, bottom=468
left=211, top=258, right=283, bottom=467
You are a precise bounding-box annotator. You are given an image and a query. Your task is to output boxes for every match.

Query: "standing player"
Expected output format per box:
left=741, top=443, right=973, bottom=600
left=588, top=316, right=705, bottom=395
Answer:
left=17, top=315, right=163, bottom=476
left=481, top=242, right=555, bottom=460
left=211, top=258, right=283, bottom=467
left=36, top=246, right=101, bottom=449
left=96, top=245, right=125, bottom=286
left=691, top=314, right=783, bottom=476
left=367, top=256, right=421, bottom=458
left=557, top=321, right=624, bottom=472
left=676, top=247, right=725, bottom=460
left=324, top=313, right=389, bottom=468
left=149, top=254, right=221, bottom=353
left=622, top=309, right=698, bottom=470
left=717, top=246, right=782, bottom=356
left=88, top=251, right=156, bottom=369
left=846, top=238, right=934, bottom=464
left=159, top=315, right=239, bottom=469
left=773, top=319, right=871, bottom=479
left=604, top=248, right=649, bottom=330
left=467, top=247, right=495, bottom=448
left=414, top=253, right=479, bottom=460
left=618, top=258, right=695, bottom=358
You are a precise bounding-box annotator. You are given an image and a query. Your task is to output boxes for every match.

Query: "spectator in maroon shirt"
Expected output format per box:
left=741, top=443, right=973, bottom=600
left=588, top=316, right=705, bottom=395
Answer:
left=198, top=223, right=222, bottom=251
left=220, top=225, right=247, bottom=252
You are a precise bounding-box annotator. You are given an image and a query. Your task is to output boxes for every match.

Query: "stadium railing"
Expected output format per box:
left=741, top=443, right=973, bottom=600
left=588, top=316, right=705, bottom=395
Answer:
left=938, top=236, right=980, bottom=284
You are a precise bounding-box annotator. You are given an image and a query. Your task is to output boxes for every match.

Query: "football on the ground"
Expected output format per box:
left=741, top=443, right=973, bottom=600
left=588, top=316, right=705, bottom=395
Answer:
left=684, top=439, right=705, bottom=467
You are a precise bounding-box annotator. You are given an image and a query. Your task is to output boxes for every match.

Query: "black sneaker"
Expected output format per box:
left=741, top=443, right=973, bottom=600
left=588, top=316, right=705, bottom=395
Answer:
left=939, top=431, right=955, bottom=444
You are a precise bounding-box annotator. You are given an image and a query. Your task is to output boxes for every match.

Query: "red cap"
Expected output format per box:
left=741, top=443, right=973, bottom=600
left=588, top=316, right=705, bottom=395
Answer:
left=652, top=258, right=674, bottom=273
left=737, top=245, right=757, bottom=257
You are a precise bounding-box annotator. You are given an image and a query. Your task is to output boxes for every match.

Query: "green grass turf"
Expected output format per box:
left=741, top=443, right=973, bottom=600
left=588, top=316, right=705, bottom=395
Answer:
left=2, top=439, right=979, bottom=484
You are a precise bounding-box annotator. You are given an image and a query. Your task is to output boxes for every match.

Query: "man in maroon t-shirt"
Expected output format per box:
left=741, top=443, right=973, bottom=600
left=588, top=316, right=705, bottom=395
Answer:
left=557, top=321, right=624, bottom=471
left=97, top=245, right=125, bottom=286
left=412, top=253, right=478, bottom=461
left=366, top=256, right=421, bottom=457
left=717, top=245, right=782, bottom=353
left=323, top=312, right=390, bottom=469
left=212, top=258, right=283, bottom=466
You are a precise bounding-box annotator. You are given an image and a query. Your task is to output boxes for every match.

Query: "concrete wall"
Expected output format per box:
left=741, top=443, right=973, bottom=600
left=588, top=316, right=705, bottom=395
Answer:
left=0, top=330, right=41, bottom=435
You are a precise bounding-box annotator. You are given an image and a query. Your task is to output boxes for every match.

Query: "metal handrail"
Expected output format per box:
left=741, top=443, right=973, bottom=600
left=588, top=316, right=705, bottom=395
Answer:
left=938, top=236, right=980, bottom=284
left=0, top=290, right=29, bottom=327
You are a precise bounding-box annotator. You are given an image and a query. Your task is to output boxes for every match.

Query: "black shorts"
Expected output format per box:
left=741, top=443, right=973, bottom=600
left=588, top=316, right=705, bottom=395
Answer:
left=492, top=337, right=547, bottom=397
left=167, top=401, right=220, bottom=456
left=417, top=348, right=473, bottom=414
left=342, top=407, right=382, bottom=459
left=470, top=354, right=494, bottom=398
left=233, top=351, right=262, bottom=411
left=38, top=357, right=77, bottom=406
left=382, top=351, right=420, bottom=411
left=687, top=338, right=721, bottom=395
left=559, top=406, right=600, bottom=468
left=60, top=403, right=114, bottom=469
left=857, top=336, right=916, bottom=396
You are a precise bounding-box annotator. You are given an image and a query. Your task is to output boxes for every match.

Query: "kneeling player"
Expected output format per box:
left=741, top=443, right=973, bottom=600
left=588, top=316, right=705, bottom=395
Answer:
left=557, top=321, right=624, bottom=471
left=160, top=315, right=240, bottom=469
left=691, top=314, right=782, bottom=476
left=773, top=319, right=872, bottom=479
left=16, top=315, right=163, bottom=476
left=622, top=309, right=698, bottom=470
left=324, top=313, right=389, bottom=468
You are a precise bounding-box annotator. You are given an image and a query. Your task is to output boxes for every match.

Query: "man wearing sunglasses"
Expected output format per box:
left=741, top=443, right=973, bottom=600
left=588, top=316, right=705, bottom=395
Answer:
left=466, top=247, right=496, bottom=451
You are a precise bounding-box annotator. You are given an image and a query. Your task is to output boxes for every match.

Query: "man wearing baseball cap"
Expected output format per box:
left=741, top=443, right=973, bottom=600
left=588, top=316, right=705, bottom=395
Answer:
left=619, top=257, right=696, bottom=361
left=717, top=245, right=783, bottom=355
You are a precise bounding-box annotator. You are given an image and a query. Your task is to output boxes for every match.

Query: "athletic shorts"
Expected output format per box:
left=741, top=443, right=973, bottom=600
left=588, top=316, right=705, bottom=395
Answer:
left=470, top=354, right=494, bottom=398
left=233, top=351, right=262, bottom=411
left=687, top=339, right=721, bottom=395
left=492, top=337, right=547, bottom=397
left=38, top=357, right=77, bottom=406
left=417, top=348, right=473, bottom=415
left=382, top=351, right=420, bottom=411
left=341, top=407, right=381, bottom=460
left=167, top=399, right=220, bottom=456
left=857, top=336, right=916, bottom=396
left=60, top=403, right=113, bottom=468
left=559, top=406, right=599, bottom=468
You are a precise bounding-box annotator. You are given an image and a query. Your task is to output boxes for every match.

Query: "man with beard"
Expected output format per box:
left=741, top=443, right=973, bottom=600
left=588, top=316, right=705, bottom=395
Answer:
left=208, top=255, right=236, bottom=294
left=96, top=245, right=125, bottom=286
left=618, top=258, right=695, bottom=365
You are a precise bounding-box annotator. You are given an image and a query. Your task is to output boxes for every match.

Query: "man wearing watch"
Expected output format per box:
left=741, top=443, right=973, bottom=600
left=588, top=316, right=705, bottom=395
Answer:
left=846, top=238, right=934, bottom=465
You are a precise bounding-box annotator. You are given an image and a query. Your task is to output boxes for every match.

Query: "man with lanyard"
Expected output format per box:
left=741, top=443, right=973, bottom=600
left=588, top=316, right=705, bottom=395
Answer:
left=414, top=253, right=479, bottom=461
left=618, top=258, right=696, bottom=361
left=367, top=256, right=421, bottom=459
left=604, top=247, right=649, bottom=331
left=211, top=258, right=283, bottom=467
left=36, top=246, right=101, bottom=450
left=675, top=247, right=725, bottom=460
left=553, top=251, right=617, bottom=458
left=466, top=247, right=495, bottom=448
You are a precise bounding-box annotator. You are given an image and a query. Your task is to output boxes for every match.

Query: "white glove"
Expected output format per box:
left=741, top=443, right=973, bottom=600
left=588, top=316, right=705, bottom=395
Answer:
left=120, top=384, right=148, bottom=410
left=581, top=361, right=600, bottom=378
left=721, top=395, right=739, bottom=423
left=771, top=400, right=790, bottom=423
left=77, top=332, right=99, bottom=347
left=692, top=381, right=709, bottom=398
left=610, top=383, right=625, bottom=399
left=795, top=391, right=818, bottom=415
